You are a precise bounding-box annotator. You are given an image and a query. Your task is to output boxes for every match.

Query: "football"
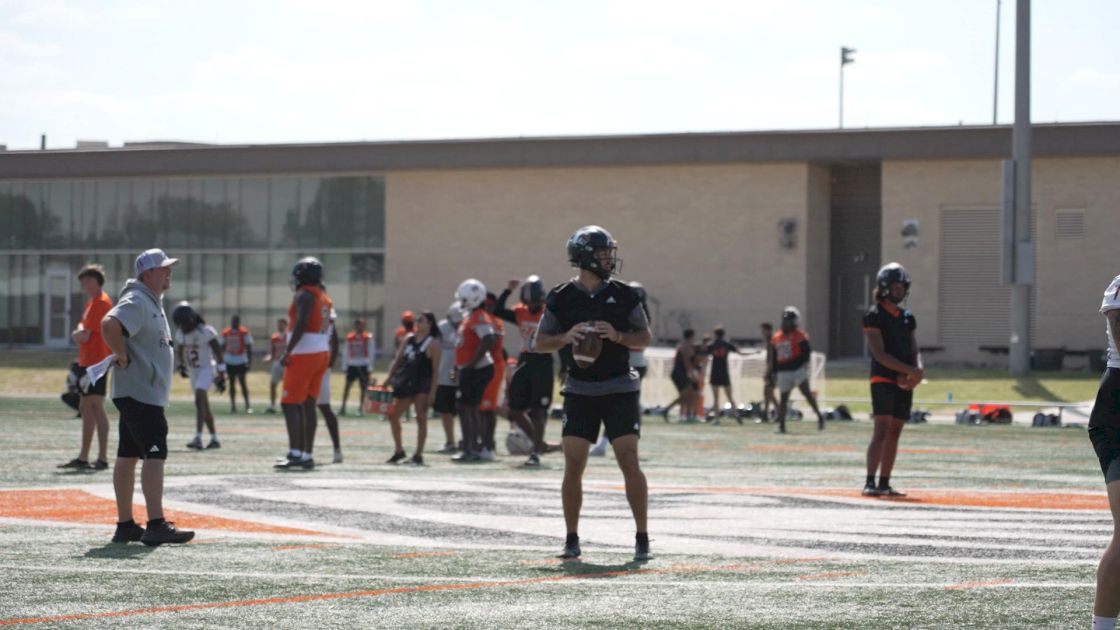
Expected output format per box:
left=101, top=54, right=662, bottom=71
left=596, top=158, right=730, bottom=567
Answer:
left=572, top=322, right=602, bottom=368
left=897, top=373, right=916, bottom=391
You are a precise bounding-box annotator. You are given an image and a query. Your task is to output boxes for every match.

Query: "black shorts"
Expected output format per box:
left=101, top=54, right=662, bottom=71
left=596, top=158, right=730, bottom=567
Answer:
left=456, top=364, right=494, bottom=407
left=433, top=385, right=457, bottom=414
left=227, top=363, right=248, bottom=377
left=1089, top=368, right=1120, bottom=481
left=561, top=391, right=641, bottom=443
left=671, top=371, right=695, bottom=392
left=77, top=365, right=107, bottom=397
left=113, top=397, right=168, bottom=460
left=635, top=365, right=647, bottom=380
left=710, top=370, right=731, bottom=387
left=347, top=365, right=370, bottom=382
left=509, top=360, right=554, bottom=411
left=870, top=382, right=912, bottom=419
left=393, top=377, right=433, bottom=399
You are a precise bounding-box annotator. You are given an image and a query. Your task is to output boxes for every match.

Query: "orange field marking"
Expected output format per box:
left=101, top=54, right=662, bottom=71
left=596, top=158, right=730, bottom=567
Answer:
left=393, top=551, right=458, bottom=559
left=749, top=445, right=858, bottom=453
left=0, top=557, right=827, bottom=625
left=271, top=544, right=340, bottom=552
left=797, top=571, right=868, bottom=581
left=592, top=484, right=1107, bottom=510
left=944, top=578, right=1014, bottom=590
left=898, top=447, right=982, bottom=455
left=0, top=489, right=332, bottom=537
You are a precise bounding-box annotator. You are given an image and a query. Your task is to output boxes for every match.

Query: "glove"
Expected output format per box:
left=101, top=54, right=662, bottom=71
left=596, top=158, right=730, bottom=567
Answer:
left=178, top=365, right=189, bottom=378
left=213, top=372, right=226, bottom=394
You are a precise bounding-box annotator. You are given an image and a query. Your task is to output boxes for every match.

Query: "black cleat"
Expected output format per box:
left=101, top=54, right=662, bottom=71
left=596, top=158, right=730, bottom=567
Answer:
left=878, top=486, right=906, bottom=497
left=300, top=457, right=315, bottom=470
left=861, top=483, right=882, bottom=497
left=634, top=540, right=652, bottom=562
left=386, top=450, right=407, bottom=464
left=523, top=453, right=541, bottom=468
left=407, top=454, right=424, bottom=466
left=57, top=458, right=90, bottom=469
left=186, top=437, right=203, bottom=450
left=557, top=541, right=581, bottom=559
left=274, top=455, right=300, bottom=469
left=205, top=439, right=221, bottom=449
left=111, top=521, right=144, bottom=543
left=91, top=459, right=109, bottom=471
left=141, top=520, right=194, bottom=546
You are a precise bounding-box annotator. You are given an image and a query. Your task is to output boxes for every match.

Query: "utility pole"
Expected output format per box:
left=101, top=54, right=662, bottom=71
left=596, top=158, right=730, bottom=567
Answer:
left=1004, top=0, right=1032, bottom=376
left=840, top=47, right=856, bottom=128
left=993, top=0, right=1002, bottom=124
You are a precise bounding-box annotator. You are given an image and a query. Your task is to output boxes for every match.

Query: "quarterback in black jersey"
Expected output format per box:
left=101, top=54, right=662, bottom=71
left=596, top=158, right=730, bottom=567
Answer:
left=534, top=226, right=652, bottom=562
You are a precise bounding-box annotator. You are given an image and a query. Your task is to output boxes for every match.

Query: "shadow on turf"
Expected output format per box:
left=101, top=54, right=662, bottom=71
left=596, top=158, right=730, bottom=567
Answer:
left=82, top=544, right=157, bottom=560
left=535, top=559, right=649, bottom=577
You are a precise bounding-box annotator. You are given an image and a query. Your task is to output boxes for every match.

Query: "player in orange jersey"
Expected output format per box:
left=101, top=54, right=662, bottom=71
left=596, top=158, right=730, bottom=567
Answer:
left=265, top=318, right=288, bottom=414
left=221, top=315, right=254, bottom=414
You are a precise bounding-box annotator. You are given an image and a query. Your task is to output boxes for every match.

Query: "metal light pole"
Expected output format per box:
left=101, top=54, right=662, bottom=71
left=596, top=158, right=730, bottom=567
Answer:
left=840, top=47, right=856, bottom=128
left=993, top=0, right=1002, bottom=124
left=1006, top=0, right=1033, bottom=376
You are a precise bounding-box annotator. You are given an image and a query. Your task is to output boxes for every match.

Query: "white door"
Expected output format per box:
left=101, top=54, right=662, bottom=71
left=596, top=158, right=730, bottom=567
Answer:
left=44, top=269, right=72, bottom=348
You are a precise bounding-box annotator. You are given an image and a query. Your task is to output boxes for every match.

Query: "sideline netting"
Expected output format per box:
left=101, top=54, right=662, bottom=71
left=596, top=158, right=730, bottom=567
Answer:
left=640, top=346, right=827, bottom=408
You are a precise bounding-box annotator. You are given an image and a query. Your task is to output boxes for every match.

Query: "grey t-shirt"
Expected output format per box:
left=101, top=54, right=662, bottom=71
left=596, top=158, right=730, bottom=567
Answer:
left=538, top=279, right=650, bottom=396
left=106, top=280, right=174, bottom=407
left=436, top=319, right=459, bottom=387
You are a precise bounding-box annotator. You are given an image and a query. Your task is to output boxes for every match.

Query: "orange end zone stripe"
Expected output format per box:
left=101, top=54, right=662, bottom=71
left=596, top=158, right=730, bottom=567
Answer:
left=0, top=489, right=331, bottom=537
left=591, top=484, right=1107, bottom=510
left=944, top=578, right=1015, bottom=590
left=0, top=558, right=827, bottom=625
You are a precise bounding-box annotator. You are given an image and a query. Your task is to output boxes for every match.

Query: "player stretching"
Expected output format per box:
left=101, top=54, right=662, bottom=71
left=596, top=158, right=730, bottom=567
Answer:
left=275, top=257, right=333, bottom=471
left=862, top=263, right=922, bottom=497
left=172, top=303, right=225, bottom=450
left=534, top=225, right=652, bottom=562
left=1090, top=273, right=1120, bottom=630
left=495, top=275, right=554, bottom=467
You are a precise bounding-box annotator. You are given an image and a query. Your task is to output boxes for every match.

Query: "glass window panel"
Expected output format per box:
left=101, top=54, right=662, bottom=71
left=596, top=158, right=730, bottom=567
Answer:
left=318, top=178, right=353, bottom=247
left=126, top=179, right=157, bottom=249
left=240, top=178, right=269, bottom=248
left=198, top=253, right=225, bottom=324
left=0, top=255, right=10, bottom=341
left=271, top=177, right=300, bottom=248
left=46, top=182, right=73, bottom=249
left=199, top=179, right=227, bottom=249
left=364, top=177, right=386, bottom=249
left=319, top=253, right=348, bottom=322
left=240, top=253, right=269, bottom=340
left=269, top=253, right=294, bottom=323
left=14, top=182, right=45, bottom=250
left=0, top=182, right=14, bottom=249
left=348, top=253, right=385, bottom=349
left=20, top=254, right=42, bottom=343
left=75, top=181, right=97, bottom=249
left=96, top=180, right=124, bottom=249
left=299, top=177, right=322, bottom=248
left=160, top=179, right=189, bottom=248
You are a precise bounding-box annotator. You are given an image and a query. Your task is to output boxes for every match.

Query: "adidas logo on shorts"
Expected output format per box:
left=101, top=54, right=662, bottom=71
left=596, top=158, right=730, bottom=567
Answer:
left=149, top=445, right=159, bottom=453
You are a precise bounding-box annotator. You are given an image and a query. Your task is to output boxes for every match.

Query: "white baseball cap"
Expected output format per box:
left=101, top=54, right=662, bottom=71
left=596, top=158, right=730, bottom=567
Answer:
left=134, top=248, right=180, bottom=276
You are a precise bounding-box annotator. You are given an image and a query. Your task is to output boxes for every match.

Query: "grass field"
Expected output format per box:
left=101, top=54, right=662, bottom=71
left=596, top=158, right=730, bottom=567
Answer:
left=0, top=352, right=1111, bottom=629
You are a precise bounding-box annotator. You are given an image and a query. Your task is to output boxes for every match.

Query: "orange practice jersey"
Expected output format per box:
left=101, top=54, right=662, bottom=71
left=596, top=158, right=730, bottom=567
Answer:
left=78, top=291, right=113, bottom=367
left=771, top=329, right=809, bottom=368
left=287, top=285, right=333, bottom=355
left=222, top=326, right=251, bottom=356
left=456, top=308, right=495, bottom=367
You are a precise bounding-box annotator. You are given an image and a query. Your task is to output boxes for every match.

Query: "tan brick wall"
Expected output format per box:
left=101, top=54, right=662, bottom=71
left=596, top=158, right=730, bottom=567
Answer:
left=384, top=163, right=814, bottom=354
left=882, top=156, right=1120, bottom=364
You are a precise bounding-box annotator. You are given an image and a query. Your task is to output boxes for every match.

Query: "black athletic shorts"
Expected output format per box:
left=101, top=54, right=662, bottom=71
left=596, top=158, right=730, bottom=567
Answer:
left=709, top=369, right=731, bottom=387
left=113, top=397, right=168, bottom=460
left=433, top=384, right=457, bottom=414
left=561, top=391, right=641, bottom=443
left=227, top=363, right=248, bottom=377
left=77, top=365, right=107, bottom=397
left=508, top=360, right=554, bottom=411
left=870, top=382, right=912, bottom=420
left=456, top=364, right=494, bottom=407
left=393, top=378, right=433, bottom=399
left=347, top=365, right=370, bottom=382
left=671, top=370, right=694, bottom=392
left=1089, top=368, right=1120, bottom=482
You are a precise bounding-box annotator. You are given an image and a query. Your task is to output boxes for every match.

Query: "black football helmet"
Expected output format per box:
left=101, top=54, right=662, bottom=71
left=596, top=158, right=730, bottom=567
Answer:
left=876, top=262, right=911, bottom=302
left=291, top=256, right=323, bottom=289
left=520, top=275, right=546, bottom=304
left=171, top=301, right=200, bottom=331
left=566, top=225, right=621, bottom=280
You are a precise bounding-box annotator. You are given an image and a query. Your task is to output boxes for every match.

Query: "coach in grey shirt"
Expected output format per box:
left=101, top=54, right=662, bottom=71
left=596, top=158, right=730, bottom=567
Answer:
left=100, top=248, right=194, bottom=546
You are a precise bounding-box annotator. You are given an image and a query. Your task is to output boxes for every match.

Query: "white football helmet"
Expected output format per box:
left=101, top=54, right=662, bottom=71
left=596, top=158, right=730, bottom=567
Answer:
left=456, top=278, right=487, bottom=310
left=447, top=301, right=466, bottom=325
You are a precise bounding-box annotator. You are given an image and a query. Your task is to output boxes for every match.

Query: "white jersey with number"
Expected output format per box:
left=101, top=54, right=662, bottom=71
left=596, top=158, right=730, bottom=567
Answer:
left=177, top=325, right=218, bottom=373
left=1101, top=274, right=1120, bottom=368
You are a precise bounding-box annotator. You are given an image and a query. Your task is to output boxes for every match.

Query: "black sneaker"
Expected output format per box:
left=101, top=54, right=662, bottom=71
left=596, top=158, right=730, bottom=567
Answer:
left=140, top=521, right=195, bottom=546
left=91, top=459, right=109, bottom=471
left=407, top=454, right=424, bottom=466
left=634, top=540, right=652, bottom=562
left=186, top=437, right=203, bottom=450
left=436, top=443, right=458, bottom=454
left=557, top=541, right=581, bottom=559
left=57, top=458, right=90, bottom=469
left=523, top=453, right=541, bottom=468
left=300, top=457, right=315, bottom=470
left=205, top=439, right=221, bottom=449
left=878, top=486, right=906, bottom=497
left=861, top=483, right=882, bottom=497
left=386, top=450, right=407, bottom=464
left=274, top=455, right=300, bottom=469
left=111, top=521, right=144, bottom=543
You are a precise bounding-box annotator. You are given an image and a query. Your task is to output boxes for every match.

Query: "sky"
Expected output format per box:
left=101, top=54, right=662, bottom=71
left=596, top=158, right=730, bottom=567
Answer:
left=0, top=0, right=1117, bottom=150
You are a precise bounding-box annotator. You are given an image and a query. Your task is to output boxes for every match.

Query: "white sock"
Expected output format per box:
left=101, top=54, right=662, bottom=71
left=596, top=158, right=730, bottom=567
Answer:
left=289, top=449, right=302, bottom=458
left=194, top=432, right=202, bottom=441
left=1094, top=615, right=1117, bottom=630
left=301, top=452, right=313, bottom=461
left=210, top=432, right=218, bottom=441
